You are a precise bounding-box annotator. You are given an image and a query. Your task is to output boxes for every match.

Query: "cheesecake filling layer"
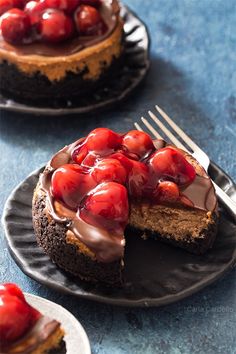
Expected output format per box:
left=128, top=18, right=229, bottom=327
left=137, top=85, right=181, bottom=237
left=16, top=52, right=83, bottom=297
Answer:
left=39, top=135, right=217, bottom=263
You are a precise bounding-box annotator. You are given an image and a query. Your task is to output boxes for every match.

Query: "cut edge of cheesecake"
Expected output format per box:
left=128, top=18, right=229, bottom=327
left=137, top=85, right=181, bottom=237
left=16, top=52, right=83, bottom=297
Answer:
left=129, top=202, right=218, bottom=255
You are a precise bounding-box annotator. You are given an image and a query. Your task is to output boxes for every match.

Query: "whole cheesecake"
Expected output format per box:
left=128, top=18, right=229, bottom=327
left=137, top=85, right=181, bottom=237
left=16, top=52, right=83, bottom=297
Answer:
left=0, top=283, right=65, bottom=354
left=32, top=128, right=218, bottom=286
left=0, top=0, right=123, bottom=104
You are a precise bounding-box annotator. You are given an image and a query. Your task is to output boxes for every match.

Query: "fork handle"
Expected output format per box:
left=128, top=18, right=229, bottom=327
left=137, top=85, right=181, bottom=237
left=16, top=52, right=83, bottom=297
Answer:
left=213, top=181, right=236, bottom=222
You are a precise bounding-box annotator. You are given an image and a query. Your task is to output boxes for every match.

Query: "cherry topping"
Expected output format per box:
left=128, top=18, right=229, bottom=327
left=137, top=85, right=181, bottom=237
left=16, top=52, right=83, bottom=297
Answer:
left=51, top=164, right=96, bottom=209
left=80, top=182, right=129, bottom=232
left=92, top=158, right=127, bottom=184
left=149, top=147, right=196, bottom=186
left=74, top=4, right=107, bottom=35
left=109, top=151, right=134, bottom=173
left=122, top=130, right=155, bottom=158
left=0, top=8, right=30, bottom=44
left=154, top=181, right=180, bottom=203
left=85, top=128, right=122, bottom=156
left=24, top=0, right=47, bottom=26
left=81, top=153, right=98, bottom=167
left=38, top=9, right=74, bottom=43
left=0, top=283, right=25, bottom=301
left=0, top=0, right=24, bottom=16
left=72, top=142, right=99, bottom=167
left=42, top=0, right=80, bottom=14
left=50, top=128, right=200, bottom=234
left=72, top=143, right=88, bottom=164
left=0, top=294, right=32, bottom=344
left=127, top=160, right=149, bottom=197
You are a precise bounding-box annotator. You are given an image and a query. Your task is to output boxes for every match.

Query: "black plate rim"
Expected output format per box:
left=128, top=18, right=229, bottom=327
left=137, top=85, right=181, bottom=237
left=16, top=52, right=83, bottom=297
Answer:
left=0, top=5, right=150, bottom=116
left=2, top=162, right=236, bottom=307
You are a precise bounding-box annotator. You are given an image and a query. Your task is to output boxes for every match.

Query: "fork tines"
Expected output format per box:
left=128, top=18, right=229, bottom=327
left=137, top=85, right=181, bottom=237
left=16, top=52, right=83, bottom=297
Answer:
left=135, top=105, right=200, bottom=154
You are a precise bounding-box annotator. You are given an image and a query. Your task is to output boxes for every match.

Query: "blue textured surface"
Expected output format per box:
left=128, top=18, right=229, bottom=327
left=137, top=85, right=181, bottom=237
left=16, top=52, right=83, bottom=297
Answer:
left=0, top=0, right=236, bottom=353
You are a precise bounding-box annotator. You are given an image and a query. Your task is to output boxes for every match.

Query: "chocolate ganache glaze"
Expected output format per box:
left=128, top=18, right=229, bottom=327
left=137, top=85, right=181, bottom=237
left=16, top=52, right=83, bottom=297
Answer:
left=0, top=0, right=119, bottom=57
left=1, top=316, right=62, bottom=354
left=39, top=138, right=217, bottom=263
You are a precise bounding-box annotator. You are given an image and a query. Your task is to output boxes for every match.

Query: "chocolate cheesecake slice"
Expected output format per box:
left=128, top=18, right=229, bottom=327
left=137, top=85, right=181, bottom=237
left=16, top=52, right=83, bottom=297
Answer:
left=0, top=283, right=65, bottom=354
left=0, top=0, right=123, bottom=104
left=32, top=128, right=218, bottom=285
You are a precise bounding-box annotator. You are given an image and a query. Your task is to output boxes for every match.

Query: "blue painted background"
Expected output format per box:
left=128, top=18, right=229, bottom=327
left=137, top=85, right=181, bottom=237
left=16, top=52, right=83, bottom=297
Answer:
left=0, top=0, right=235, bottom=353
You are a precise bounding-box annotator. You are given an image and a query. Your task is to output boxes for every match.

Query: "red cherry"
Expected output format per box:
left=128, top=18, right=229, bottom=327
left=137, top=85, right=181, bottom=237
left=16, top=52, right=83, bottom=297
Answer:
left=80, top=182, right=129, bottom=232
left=127, top=160, right=150, bottom=197
left=81, top=153, right=97, bottom=167
left=120, top=150, right=140, bottom=161
left=51, top=164, right=96, bottom=209
left=0, top=8, right=31, bottom=44
left=24, top=1, right=47, bottom=26
left=42, top=0, right=80, bottom=14
left=149, top=147, right=196, bottom=186
left=72, top=143, right=88, bottom=164
left=109, top=152, right=134, bottom=173
left=0, top=295, right=32, bottom=344
left=0, top=0, right=24, bottom=16
left=72, top=142, right=98, bottom=167
left=154, top=181, right=180, bottom=203
left=0, top=283, right=25, bottom=301
left=122, top=130, right=155, bottom=158
left=85, top=128, right=122, bottom=156
left=38, top=9, right=74, bottom=43
left=74, top=4, right=107, bottom=35
left=92, top=158, right=127, bottom=185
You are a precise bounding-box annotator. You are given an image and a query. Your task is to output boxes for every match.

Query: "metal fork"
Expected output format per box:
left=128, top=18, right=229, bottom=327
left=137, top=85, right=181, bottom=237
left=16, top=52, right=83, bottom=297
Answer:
left=134, top=105, right=236, bottom=221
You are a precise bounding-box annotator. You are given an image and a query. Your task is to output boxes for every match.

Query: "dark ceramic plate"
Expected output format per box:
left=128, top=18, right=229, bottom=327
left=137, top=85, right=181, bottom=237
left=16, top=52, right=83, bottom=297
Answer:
left=2, top=163, right=236, bottom=307
left=0, top=6, right=150, bottom=116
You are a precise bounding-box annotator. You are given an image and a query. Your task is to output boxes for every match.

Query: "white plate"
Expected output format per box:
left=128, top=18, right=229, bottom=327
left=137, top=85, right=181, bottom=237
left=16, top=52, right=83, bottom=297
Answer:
left=25, top=293, right=91, bottom=354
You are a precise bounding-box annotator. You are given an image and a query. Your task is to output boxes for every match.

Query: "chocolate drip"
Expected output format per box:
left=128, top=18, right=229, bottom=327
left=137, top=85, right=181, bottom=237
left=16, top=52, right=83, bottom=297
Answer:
left=1, top=316, right=61, bottom=354
left=0, top=0, right=119, bottom=57
left=40, top=138, right=217, bottom=263
left=182, top=175, right=217, bottom=211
